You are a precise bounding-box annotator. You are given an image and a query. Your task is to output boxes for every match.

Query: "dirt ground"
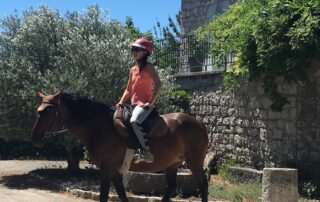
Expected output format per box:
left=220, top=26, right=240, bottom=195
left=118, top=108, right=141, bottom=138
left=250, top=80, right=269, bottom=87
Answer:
left=0, top=160, right=213, bottom=202
left=0, top=160, right=96, bottom=202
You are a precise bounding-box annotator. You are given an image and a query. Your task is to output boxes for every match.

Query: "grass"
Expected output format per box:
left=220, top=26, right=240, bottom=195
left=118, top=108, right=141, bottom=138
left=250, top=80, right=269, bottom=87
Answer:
left=208, top=175, right=319, bottom=202
left=208, top=175, right=261, bottom=202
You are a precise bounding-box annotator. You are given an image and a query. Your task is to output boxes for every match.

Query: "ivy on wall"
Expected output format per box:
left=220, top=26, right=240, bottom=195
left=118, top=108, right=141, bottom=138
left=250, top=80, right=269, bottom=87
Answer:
left=196, top=0, right=320, bottom=111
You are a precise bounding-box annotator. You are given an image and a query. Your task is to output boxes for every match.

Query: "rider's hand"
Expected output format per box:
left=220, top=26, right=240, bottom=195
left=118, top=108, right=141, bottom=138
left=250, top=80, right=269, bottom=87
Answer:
left=141, top=102, right=153, bottom=109
left=116, top=103, right=123, bottom=109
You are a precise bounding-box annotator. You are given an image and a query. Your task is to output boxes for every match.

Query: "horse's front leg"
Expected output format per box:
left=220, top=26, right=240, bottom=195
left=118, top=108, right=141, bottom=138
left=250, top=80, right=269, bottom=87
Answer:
left=100, top=177, right=111, bottom=202
left=162, top=162, right=180, bottom=202
left=112, top=172, right=129, bottom=202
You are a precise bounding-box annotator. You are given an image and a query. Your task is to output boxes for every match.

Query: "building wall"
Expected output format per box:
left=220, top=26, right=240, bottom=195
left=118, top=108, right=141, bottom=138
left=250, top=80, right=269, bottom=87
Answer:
left=179, top=0, right=239, bottom=73
left=181, top=0, right=239, bottom=34
left=176, top=63, right=320, bottom=169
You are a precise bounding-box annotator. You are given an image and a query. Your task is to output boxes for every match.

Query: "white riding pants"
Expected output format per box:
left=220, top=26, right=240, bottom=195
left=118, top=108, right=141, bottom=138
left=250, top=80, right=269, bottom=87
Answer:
left=130, top=105, right=153, bottom=149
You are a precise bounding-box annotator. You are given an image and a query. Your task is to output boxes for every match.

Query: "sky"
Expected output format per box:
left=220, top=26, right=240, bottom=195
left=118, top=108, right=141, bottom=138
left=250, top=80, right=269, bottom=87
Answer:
left=0, top=0, right=181, bottom=33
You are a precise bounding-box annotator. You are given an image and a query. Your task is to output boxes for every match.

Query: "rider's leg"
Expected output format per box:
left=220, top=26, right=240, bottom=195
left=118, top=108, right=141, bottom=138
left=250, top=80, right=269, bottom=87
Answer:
left=119, top=148, right=135, bottom=173
left=130, top=105, right=154, bottom=161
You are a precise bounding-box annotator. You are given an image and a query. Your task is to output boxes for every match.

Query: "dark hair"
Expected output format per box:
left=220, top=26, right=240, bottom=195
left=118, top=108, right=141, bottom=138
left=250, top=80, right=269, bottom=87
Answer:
left=137, top=54, right=149, bottom=70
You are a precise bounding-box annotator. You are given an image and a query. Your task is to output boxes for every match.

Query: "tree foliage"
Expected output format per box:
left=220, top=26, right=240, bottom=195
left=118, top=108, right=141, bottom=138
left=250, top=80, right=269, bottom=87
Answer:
left=0, top=5, right=182, bottom=139
left=151, top=13, right=183, bottom=113
left=153, top=12, right=181, bottom=74
left=197, top=0, right=320, bottom=111
left=0, top=5, right=134, bottom=138
left=124, top=16, right=153, bottom=40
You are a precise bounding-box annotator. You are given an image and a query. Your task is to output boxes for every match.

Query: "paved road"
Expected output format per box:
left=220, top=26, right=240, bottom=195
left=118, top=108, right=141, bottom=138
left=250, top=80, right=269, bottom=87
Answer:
left=0, top=160, right=96, bottom=202
left=0, top=184, right=95, bottom=202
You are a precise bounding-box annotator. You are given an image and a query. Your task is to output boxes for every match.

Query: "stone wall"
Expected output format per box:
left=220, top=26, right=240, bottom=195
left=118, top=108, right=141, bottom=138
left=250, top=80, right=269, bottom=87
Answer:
left=175, top=61, right=320, bottom=169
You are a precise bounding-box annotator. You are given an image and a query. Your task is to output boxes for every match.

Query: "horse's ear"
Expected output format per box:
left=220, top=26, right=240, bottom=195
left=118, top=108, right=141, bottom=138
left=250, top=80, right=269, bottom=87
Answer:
left=53, top=89, right=63, bottom=97
left=37, top=92, right=46, bottom=98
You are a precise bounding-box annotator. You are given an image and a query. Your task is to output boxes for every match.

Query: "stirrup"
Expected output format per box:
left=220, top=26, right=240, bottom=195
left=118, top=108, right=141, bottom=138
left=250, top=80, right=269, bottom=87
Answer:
left=137, top=149, right=154, bottom=162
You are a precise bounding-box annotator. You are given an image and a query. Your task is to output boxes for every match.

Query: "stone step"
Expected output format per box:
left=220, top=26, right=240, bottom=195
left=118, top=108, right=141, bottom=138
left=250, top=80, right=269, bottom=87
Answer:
left=123, top=170, right=198, bottom=195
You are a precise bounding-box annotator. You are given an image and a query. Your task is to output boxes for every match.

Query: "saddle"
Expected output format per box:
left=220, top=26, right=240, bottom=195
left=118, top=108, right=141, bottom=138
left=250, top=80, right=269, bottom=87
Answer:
left=113, top=105, right=168, bottom=149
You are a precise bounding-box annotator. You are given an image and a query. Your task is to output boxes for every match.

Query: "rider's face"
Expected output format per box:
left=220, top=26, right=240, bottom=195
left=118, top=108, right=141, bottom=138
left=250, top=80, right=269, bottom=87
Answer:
left=131, top=46, right=146, bottom=60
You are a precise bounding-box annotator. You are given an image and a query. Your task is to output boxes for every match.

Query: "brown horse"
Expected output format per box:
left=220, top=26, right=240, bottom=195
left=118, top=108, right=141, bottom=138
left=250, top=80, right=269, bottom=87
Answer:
left=31, top=91, right=209, bottom=202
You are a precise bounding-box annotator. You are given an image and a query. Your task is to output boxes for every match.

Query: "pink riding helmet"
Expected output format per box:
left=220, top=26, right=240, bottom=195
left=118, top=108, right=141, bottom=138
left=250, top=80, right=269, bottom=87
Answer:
left=131, top=38, right=153, bottom=55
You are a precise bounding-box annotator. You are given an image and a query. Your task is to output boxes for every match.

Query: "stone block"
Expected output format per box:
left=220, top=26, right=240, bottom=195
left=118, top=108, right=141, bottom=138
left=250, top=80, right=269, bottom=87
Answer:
left=262, top=98, right=272, bottom=110
left=227, top=166, right=262, bottom=183
left=268, top=110, right=281, bottom=119
left=259, top=128, right=267, bottom=140
left=235, top=126, right=244, bottom=134
left=273, top=129, right=283, bottom=140
left=262, top=168, right=298, bottom=202
left=123, top=170, right=198, bottom=195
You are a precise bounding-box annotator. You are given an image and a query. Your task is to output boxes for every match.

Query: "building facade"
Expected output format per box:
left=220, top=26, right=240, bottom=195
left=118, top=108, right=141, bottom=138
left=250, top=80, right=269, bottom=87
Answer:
left=177, top=0, right=320, bottom=169
left=179, top=0, right=239, bottom=74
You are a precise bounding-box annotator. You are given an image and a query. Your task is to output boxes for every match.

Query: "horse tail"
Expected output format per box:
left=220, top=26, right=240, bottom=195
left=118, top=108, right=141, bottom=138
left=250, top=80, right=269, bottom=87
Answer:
left=199, top=121, right=213, bottom=181
left=188, top=116, right=211, bottom=180
left=203, top=151, right=214, bottom=181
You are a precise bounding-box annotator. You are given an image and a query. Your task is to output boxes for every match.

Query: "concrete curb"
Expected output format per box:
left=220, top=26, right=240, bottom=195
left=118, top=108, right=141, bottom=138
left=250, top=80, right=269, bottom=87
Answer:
left=30, top=172, right=197, bottom=201
left=31, top=172, right=226, bottom=202
left=227, top=166, right=262, bottom=183
left=64, top=187, right=204, bottom=202
left=62, top=186, right=228, bottom=202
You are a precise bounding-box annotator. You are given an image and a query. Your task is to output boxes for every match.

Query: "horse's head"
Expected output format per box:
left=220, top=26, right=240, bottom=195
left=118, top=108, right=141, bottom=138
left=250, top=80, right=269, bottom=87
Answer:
left=32, top=90, right=62, bottom=147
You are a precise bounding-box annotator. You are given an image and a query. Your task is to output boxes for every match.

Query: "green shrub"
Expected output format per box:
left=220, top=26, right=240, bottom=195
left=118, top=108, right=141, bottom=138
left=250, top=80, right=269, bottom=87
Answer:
left=299, top=163, right=320, bottom=199
left=217, top=159, right=240, bottom=181
left=168, top=90, right=191, bottom=113
left=0, top=137, right=69, bottom=160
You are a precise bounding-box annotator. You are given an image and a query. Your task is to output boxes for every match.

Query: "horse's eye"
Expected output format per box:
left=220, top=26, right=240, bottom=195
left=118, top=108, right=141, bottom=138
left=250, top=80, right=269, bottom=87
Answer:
left=37, top=110, right=43, bottom=117
left=37, top=106, right=54, bottom=116
left=46, top=106, right=54, bottom=110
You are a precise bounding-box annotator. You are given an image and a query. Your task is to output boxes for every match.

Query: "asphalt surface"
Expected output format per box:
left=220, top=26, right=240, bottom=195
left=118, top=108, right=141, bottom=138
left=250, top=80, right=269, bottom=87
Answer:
left=0, top=160, right=95, bottom=202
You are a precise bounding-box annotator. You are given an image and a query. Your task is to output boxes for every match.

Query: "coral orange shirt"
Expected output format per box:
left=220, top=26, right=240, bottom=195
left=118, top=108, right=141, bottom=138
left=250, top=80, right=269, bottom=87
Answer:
left=129, top=65, right=153, bottom=105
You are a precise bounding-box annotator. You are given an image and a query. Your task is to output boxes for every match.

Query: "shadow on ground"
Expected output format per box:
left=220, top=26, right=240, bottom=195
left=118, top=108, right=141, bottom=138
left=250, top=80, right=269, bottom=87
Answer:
left=0, top=168, right=101, bottom=192
left=0, top=168, right=204, bottom=201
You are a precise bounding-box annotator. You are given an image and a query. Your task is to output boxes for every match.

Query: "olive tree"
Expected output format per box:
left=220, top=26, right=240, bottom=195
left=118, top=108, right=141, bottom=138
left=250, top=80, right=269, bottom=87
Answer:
left=0, top=5, right=178, bottom=169
left=0, top=5, right=134, bottom=169
left=0, top=5, right=134, bottom=135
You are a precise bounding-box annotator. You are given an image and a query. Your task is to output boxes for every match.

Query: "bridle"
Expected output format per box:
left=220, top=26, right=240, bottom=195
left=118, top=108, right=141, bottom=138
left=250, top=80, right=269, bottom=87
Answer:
left=41, top=101, right=68, bottom=137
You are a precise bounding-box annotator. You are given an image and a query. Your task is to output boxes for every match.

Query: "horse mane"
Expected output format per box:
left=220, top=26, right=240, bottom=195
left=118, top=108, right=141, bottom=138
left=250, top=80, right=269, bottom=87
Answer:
left=60, top=92, right=113, bottom=121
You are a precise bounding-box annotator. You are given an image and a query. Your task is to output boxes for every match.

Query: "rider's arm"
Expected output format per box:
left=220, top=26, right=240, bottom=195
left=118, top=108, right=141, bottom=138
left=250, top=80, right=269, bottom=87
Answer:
left=118, top=70, right=133, bottom=106
left=147, top=64, right=162, bottom=106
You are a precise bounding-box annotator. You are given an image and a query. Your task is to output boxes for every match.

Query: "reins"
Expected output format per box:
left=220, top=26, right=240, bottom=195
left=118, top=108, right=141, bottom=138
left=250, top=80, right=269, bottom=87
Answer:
left=45, top=128, right=69, bottom=137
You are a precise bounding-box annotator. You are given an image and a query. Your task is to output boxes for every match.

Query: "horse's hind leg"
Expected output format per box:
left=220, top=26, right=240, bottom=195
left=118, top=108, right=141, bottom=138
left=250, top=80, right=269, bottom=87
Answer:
left=162, top=162, right=181, bottom=202
left=100, top=178, right=110, bottom=202
left=187, top=160, right=208, bottom=202
left=112, top=172, right=129, bottom=202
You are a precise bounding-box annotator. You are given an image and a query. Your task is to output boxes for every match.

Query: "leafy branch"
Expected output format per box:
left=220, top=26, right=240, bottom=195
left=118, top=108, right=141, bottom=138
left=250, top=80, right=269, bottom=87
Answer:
left=196, top=0, right=320, bottom=111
